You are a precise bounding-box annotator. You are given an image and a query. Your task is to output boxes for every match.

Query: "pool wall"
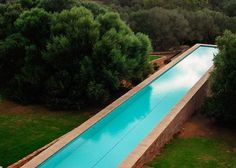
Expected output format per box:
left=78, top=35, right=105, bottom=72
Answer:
left=16, top=44, right=216, bottom=168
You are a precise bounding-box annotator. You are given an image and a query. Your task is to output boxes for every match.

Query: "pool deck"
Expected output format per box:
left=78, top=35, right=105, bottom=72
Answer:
left=17, top=44, right=216, bottom=168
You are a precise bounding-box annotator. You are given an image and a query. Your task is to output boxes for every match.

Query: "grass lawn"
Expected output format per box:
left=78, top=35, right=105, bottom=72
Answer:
left=149, top=55, right=160, bottom=62
left=149, top=137, right=236, bottom=168
left=148, top=115, right=236, bottom=168
left=0, top=100, right=94, bottom=167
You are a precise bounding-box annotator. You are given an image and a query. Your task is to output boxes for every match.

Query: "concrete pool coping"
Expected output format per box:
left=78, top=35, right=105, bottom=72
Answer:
left=19, top=43, right=217, bottom=168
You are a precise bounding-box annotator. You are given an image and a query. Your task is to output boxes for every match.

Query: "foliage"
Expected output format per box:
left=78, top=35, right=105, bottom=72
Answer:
left=182, top=9, right=232, bottom=44
left=37, top=0, right=75, bottom=12
left=15, top=7, right=51, bottom=46
left=208, top=0, right=222, bottom=10
left=203, top=30, right=236, bottom=124
left=18, top=0, right=37, bottom=9
left=0, top=2, right=23, bottom=40
left=99, top=0, right=209, bottom=9
left=0, top=2, right=152, bottom=110
left=97, top=0, right=236, bottom=50
left=223, top=0, right=236, bottom=17
left=130, top=7, right=189, bottom=50
left=0, top=33, right=29, bottom=89
left=77, top=1, right=109, bottom=16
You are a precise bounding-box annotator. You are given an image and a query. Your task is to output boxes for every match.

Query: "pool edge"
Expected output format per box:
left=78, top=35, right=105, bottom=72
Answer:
left=16, top=43, right=216, bottom=168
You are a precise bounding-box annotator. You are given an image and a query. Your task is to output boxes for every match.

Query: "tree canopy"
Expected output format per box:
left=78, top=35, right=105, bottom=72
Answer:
left=98, top=0, right=236, bottom=50
left=0, top=1, right=152, bottom=109
left=204, top=30, right=236, bottom=124
left=130, top=7, right=189, bottom=50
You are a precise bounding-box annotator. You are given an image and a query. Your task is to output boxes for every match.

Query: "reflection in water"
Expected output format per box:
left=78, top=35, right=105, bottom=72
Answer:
left=39, top=46, right=218, bottom=168
left=152, top=48, right=215, bottom=93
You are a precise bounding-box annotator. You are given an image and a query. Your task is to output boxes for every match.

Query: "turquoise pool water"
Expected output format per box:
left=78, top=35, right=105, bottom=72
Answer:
left=39, top=46, right=218, bottom=168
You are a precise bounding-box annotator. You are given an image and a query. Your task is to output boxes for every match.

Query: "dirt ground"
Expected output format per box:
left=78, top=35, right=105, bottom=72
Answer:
left=179, top=113, right=236, bottom=147
left=0, top=101, right=33, bottom=114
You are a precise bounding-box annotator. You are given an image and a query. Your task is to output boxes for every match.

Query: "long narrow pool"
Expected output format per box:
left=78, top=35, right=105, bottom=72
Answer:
left=39, top=46, right=218, bottom=168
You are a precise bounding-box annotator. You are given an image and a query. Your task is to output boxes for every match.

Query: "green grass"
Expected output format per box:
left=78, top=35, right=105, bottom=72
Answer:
left=0, top=105, right=90, bottom=167
left=149, top=55, right=160, bottom=62
left=149, top=137, right=236, bottom=168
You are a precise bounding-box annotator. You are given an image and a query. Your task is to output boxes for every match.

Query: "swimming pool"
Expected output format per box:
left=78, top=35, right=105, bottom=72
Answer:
left=24, top=45, right=218, bottom=168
